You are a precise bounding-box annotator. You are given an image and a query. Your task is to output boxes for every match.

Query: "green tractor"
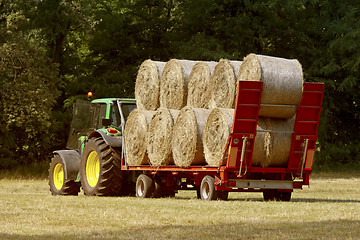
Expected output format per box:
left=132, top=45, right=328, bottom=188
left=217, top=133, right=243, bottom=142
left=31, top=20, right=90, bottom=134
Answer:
left=48, top=97, right=136, bottom=196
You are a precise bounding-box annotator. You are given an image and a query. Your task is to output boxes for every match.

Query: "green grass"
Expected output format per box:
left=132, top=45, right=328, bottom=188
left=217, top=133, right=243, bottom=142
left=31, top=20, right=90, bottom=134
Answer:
left=0, top=177, right=359, bottom=239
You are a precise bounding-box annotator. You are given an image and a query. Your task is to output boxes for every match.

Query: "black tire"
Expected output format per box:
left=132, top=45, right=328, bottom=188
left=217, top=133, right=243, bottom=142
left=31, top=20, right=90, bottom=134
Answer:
left=196, top=188, right=201, bottom=199
left=80, top=137, right=123, bottom=196
left=263, top=190, right=292, bottom=201
left=136, top=174, right=154, bottom=198
left=200, top=175, right=218, bottom=201
left=278, top=191, right=292, bottom=201
left=218, top=191, right=229, bottom=201
left=263, top=190, right=277, bottom=201
left=48, top=155, right=80, bottom=196
left=153, top=178, right=176, bottom=198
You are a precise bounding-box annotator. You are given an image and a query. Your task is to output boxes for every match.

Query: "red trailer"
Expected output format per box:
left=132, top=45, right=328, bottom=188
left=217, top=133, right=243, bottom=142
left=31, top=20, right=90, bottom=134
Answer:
left=121, top=81, right=325, bottom=201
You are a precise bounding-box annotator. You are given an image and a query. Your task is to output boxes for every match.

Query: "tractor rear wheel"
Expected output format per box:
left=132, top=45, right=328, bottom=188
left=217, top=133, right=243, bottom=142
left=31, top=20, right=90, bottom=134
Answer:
left=48, top=155, right=80, bottom=195
left=80, top=137, right=123, bottom=196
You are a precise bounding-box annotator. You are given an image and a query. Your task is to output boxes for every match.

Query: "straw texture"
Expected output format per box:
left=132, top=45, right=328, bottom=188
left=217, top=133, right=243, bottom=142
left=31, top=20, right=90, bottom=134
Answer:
left=160, top=59, right=197, bottom=109
left=238, top=54, right=303, bottom=118
left=172, top=107, right=211, bottom=167
left=135, top=60, right=166, bottom=110
left=187, top=61, right=217, bottom=108
left=146, top=108, right=179, bottom=166
left=203, top=108, right=234, bottom=166
left=124, top=109, right=155, bottom=166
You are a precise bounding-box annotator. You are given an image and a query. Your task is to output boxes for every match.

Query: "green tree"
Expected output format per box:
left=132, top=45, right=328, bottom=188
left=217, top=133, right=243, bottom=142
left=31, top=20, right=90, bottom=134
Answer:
left=0, top=0, right=62, bottom=168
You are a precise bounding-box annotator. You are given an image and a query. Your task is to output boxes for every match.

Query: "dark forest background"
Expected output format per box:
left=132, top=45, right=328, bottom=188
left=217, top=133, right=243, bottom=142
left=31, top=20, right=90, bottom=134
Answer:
left=0, top=0, right=359, bottom=170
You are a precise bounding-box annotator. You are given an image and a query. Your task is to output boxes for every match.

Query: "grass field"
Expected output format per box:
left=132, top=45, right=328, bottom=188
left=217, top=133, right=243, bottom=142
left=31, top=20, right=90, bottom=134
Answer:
left=0, top=174, right=359, bottom=240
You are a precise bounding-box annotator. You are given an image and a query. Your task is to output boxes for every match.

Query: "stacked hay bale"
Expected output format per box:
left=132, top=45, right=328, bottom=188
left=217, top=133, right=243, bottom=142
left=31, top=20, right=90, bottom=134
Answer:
left=159, top=59, right=198, bottom=109
left=146, top=108, right=179, bottom=166
left=238, top=53, right=303, bottom=118
left=135, top=60, right=166, bottom=110
left=202, top=108, right=234, bottom=166
left=187, top=61, right=217, bottom=108
left=172, top=107, right=211, bottom=167
left=124, top=109, right=155, bottom=166
left=209, top=59, right=242, bottom=108
left=126, top=54, right=303, bottom=167
left=203, top=54, right=303, bottom=167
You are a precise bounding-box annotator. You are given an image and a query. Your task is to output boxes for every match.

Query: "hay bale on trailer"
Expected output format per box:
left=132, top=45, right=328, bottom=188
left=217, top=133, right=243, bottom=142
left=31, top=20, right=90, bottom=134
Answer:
left=124, top=109, right=155, bottom=166
left=203, top=108, right=234, bottom=166
left=202, top=108, right=295, bottom=167
left=252, top=118, right=272, bottom=167
left=159, top=59, right=198, bottom=109
left=135, top=60, right=166, bottom=110
left=209, top=60, right=242, bottom=109
left=172, top=107, right=211, bottom=167
left=146, top=108, right=180, bottom=166
left=238, top=54, right=303, bottom=118
left=187, top=61, right=218, bottom=108
left=251, top=117, right=295, bottom=167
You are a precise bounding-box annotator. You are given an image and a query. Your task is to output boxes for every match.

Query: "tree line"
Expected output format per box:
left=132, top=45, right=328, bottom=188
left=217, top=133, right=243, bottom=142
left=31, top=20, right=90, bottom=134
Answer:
left=0, top=0, right=359, bottom=169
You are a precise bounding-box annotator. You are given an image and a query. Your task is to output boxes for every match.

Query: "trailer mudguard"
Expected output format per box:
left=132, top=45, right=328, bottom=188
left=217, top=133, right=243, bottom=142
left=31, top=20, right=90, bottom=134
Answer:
left=88, top=130, right=122, bottom=148
left=53, top=150, right=81, bottom=180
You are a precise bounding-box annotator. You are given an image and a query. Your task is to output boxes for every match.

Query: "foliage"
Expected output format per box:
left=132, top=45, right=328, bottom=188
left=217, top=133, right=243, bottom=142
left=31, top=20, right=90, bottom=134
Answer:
left=0, top=0, right=359, bottom=169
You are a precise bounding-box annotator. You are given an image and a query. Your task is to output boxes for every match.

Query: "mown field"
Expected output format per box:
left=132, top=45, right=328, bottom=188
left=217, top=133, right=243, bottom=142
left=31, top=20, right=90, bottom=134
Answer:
left=0, top=174, right=359, bottom=240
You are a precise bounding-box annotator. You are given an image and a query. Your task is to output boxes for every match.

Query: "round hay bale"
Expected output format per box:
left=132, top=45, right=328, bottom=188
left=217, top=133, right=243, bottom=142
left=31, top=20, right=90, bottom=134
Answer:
left=159, top=59, right=198, bottom=109
left=172, top=107, right=211, bottom=167
left=187, top=61, right=217, bottom=108
left=124, top=109, right=155, bottom=166
left=252, top=117, right=294, bottom=167
left=135, top=60, right=166, bottom=110
left=238, top=54, right=303, bottom=118
left=203, top=108, right=234, bottom=166
left=265, top=117, right=295, bottom=167
left=209, top=60, right=242, bottom=109
left=252, top=118, right=272, bottom=167
left=146, top=108, right=180, bottom=166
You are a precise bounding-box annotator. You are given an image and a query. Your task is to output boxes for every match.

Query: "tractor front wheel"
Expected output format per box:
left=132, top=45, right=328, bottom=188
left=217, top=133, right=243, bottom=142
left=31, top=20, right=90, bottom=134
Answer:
left=80, top=137, right=123, bottom=196
left=48, top=155, right=80, bottom=196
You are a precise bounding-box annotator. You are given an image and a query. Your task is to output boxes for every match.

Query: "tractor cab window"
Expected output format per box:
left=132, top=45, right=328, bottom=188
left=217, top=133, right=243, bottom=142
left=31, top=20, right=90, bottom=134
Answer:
left=91, top=103, right=107, bottom=129
left=66, top=99, right=93, bottom=149
left=110, top=102, right=121, bottom=127
left=121, top=103, right=137, bottom=120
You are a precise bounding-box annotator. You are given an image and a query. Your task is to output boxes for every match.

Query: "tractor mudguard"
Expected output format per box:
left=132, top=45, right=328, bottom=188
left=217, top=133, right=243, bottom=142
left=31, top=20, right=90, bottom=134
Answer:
left=88, top=130, right=122, bottom=148
left=53, top=150, right=81, bottom=180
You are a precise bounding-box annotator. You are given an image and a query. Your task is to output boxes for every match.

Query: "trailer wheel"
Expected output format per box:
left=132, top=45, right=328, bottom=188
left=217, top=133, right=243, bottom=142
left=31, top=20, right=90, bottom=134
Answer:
left=136, top=174, right=154, bottom=198
left=80, top=137, right=123, bottom=196
left=200, top=176, right=219, bottom=201
left=196, top=188, right=201, bottom=199
left=278, top=191, right=292, bottom=201
left=263, top=190, right=277, bottom=201
left=153, top=179, right=176, bottom=198
left=263, top=190, right=292, bottom=201
left=218, top=191, right=229, bottom=201
left=48, top=155, right=80, bottom=196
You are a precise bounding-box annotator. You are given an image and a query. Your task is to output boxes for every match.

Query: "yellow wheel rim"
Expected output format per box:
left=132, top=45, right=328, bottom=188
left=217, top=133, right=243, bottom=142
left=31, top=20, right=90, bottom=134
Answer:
left=86, top=151, right=100, bottom=187
left=53, top=163, right=64, bottom=190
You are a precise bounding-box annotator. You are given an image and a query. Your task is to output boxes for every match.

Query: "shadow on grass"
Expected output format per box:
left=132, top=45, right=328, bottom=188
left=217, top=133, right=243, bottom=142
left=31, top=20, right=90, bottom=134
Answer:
left=1, top=219, right=359, bottom=240
left=175, top=195, right=360, bottom=204
left=228, top=197, right=360, bottom=203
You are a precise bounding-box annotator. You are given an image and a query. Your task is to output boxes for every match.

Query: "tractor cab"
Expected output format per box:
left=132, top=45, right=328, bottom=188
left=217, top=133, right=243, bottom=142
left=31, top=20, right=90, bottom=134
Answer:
left=66, top=98, right=136, bottom=150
